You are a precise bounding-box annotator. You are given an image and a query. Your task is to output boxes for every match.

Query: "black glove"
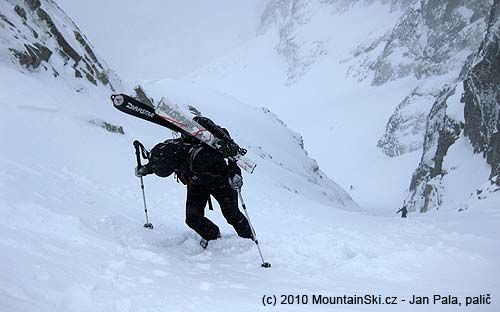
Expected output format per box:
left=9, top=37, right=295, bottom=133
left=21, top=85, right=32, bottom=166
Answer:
left=218, top=140, right=240, bottom=158
left=135, top=164, right=152, bottom=177
left=228, top=174, right=243, bottom=190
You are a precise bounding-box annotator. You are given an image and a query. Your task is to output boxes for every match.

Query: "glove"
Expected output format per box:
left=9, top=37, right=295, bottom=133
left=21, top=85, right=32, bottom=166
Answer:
left=228, top=174, right=243, bottom=190
left=135, top=164, right=151, bottom=177
left=218, top=140, right=239, bottom=158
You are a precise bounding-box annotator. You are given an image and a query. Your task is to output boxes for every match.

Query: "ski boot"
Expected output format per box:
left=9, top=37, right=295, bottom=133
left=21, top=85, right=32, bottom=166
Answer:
left=200, top=232, right=221, bottom=249
left=200, top=238, right=209, bottom=249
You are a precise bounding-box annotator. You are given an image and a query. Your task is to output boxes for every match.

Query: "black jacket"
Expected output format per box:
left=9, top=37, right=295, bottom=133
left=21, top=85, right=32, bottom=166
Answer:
left=176, top=142, right=241, bottom=187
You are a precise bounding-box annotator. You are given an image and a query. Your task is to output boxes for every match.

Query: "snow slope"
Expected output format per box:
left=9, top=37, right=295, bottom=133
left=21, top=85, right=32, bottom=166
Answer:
left=52, top=0, right=417, bottom=211
left=1, top=1, right=500, bottom=311
left=1, top=41, right=500, bottom=312
left=52, top=0, right=496, bottom=213
left=186, top=1, right=419, bottom=211
left=139, top=78, right=356, bottom=208
left=185, top=0, right=493, bottom=214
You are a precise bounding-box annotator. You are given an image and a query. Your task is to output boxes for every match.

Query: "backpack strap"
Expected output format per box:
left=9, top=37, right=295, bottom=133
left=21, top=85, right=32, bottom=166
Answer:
left=188, top=145, right=204, bottom=174
left=207, top=195, right=214, bottom=211
left=172, top=142, right=203, bottom=186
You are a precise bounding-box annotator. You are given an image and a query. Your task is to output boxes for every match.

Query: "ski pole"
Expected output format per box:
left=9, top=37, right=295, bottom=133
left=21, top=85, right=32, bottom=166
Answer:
left=237, top=188, right=271, bottom=268
left=133, top=140, right=153, bottom=229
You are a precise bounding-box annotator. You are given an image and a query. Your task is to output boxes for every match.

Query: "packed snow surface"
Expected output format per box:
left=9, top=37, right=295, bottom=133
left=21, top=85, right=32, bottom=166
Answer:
left=1, top=66, right=499, bottom=311
left=1, top=0, right=499, bottom=311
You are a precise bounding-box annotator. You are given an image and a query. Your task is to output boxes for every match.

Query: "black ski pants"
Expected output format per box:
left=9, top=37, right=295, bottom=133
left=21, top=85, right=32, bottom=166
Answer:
left=185, top=178, right=253, bottom=241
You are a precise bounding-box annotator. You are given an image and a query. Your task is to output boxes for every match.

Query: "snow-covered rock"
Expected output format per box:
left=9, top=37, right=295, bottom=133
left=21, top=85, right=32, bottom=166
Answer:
left=370, top=0, right=491, bottom=86
left=374, top=0, right=491, bottom=158
left=463, top=0, right=500, bottom=184
left=406, top=0, right=500, bottom=212
left=406, top=84, right=464, bottom=212
left=0, top=0, right=121, bottom=92
left=377, top=84, right=442, bottom=156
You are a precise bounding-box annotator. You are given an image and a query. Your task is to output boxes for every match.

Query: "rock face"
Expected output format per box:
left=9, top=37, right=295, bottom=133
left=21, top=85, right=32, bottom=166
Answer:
left=246, top=0, right=498, bottom=212
left=407, top=0, right=500, bottom=212
left=258, top=1, right=492, bottom=160
left=257, top=0, right=421, bottom=85
left=375, top=0, right=491, bottom=158
left=377, top=86, right=442, bottom=156
left=406, top=85, right=463, bottom=212
left=0, top=0, right=121, bottom=91
left=463, top=0, right=500, bottom=184
left=371, top=0, right=491, bottom=86
left=133, top=85, right=155, bottom=107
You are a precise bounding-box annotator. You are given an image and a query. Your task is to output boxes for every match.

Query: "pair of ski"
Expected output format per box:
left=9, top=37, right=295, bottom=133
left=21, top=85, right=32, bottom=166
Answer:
left=111, top=94, right=256, bottom=174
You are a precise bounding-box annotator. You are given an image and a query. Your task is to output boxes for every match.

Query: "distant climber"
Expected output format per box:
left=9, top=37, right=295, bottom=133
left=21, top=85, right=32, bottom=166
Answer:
left=396, top=204, right=408, bottom=218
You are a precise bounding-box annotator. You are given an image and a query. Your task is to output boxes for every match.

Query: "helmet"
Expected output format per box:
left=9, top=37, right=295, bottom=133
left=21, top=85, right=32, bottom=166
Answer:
left=149, top=140, right=186, bottom=177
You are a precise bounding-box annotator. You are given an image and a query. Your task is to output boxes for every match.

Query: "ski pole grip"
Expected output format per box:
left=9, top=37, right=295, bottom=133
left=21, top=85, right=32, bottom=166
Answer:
left=133, top=140, right=142, bottom=166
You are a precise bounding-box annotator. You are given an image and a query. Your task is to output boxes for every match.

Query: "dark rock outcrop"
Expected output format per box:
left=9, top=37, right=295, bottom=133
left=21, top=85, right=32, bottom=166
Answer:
left=463, top=0, right=500, bottom=184
left=133, top=85, right=155, bottom=108
left=0, top=0, right=121, bottom=92
left=9, top=43, right=52, bottom=68
left=375, top=1, right=492, bottom=158
left=89, top=120, right=125, bottom=135
left=407, top=0, right=500, bottom=212
left=406, top=86, right=463, bottom=212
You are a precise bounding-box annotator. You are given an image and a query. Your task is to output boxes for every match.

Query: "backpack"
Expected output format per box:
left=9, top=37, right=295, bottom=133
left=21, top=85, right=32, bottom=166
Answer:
left=191, top=116, right=240, bottom=157
left=148, top=139, right=185, bottom=177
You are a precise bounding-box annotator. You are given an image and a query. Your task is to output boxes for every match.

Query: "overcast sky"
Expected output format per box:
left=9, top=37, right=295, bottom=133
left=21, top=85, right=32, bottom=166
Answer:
left=56, top=0, right=268, bottom=82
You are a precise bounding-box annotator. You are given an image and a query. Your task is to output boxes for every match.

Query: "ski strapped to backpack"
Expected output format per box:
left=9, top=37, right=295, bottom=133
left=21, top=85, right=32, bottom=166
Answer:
left=111, top=94, right=256, bottom=174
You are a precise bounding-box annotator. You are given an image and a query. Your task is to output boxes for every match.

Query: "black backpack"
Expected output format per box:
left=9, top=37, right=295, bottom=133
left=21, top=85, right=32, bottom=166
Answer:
left=148, top=139, right=186, bottom=177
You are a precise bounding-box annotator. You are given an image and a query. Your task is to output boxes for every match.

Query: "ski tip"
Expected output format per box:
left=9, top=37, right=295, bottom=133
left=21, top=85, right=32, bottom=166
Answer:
left=111, top=94, right=125, bottom=107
